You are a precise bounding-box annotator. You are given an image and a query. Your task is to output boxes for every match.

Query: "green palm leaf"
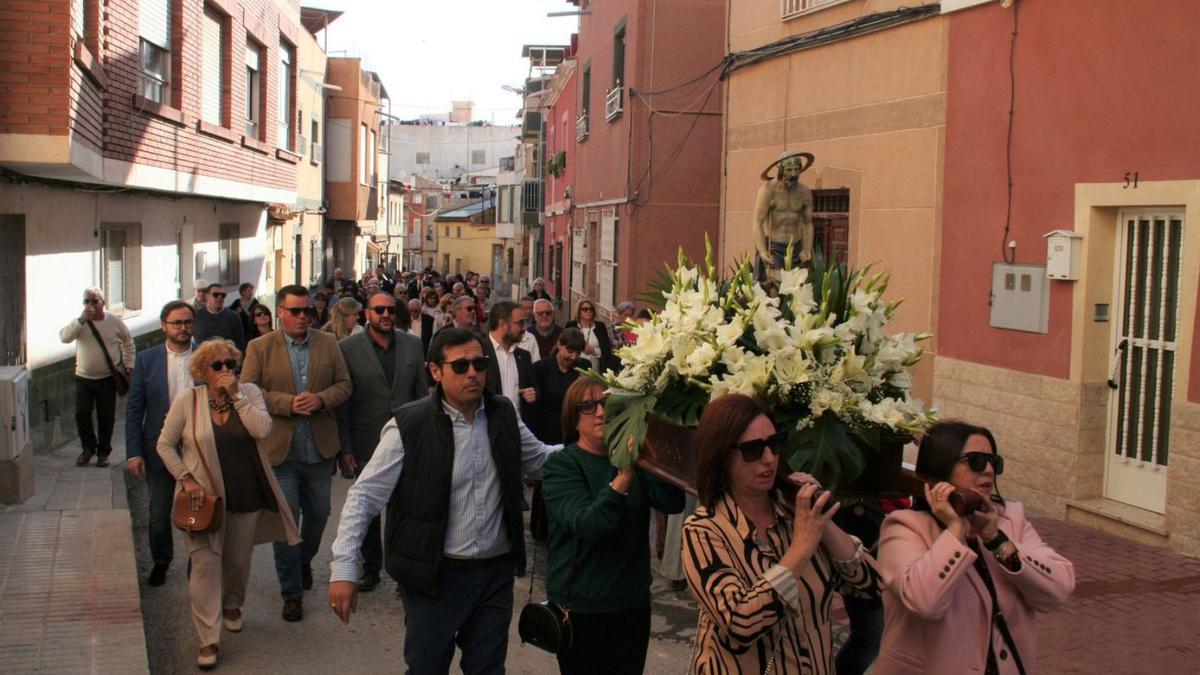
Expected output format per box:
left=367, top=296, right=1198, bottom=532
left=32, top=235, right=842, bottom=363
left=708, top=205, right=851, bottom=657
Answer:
left=603, top=392, right=657, bottom=469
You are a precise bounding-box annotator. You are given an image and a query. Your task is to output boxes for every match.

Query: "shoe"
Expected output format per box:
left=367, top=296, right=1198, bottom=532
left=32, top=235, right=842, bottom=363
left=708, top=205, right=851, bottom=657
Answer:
left=282, top=597, right=303, bottom=622
left=76, top=449, right=94, bottom=466
left=223, top=608, right=243, bottom=632
left=197, top=645, right=218, bottom=670
left=302, top=562, right=313, bottom=590
left=358, top=569, right=381, bottom=593
left=95, top=450, right=111, bottom=468
left=147, top=563, right=169, bottom=587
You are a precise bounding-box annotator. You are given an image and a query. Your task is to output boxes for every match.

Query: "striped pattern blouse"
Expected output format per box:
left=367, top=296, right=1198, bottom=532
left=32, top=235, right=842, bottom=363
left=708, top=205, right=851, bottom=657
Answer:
left=682, top=492, right=879, bottom=674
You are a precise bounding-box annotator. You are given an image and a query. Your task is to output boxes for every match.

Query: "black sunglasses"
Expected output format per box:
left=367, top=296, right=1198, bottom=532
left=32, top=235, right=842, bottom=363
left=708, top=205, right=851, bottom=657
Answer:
left=734, top=431, right=788, bottom=463
left=577, top=396, right=607, bottom=415
left=282, top=307, right=316, bottom=317
left=440, top=356, right=490, bottom=374
left=83, top=298, right=101, bottom=305
left=579, top=306, right=595, bottom=312
left=209, top=359, right=238, bottom=372
left=370, top=306, right=398, bottom=315
left=253, top=311, right=271, bottom=318
left=958, top=452, right=1004, bottom=475
left=210, top=291, right=227, bottom=299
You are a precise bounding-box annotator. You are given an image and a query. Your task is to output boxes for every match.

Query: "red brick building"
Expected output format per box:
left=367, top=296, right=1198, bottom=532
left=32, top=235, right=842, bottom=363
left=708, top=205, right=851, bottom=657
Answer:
left=541, top=53, right=577, bottom=303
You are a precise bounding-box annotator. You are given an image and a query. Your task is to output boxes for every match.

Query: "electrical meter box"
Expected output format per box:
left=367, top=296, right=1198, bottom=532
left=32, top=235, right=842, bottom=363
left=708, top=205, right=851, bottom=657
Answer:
left=1044, top=230, right=1081, bottom=280
left=990, top=263, right=1049, bottom=333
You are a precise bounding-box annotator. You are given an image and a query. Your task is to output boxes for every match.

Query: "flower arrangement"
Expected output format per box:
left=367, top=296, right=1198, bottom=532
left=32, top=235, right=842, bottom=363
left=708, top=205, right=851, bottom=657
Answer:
left=589, top=239, right=936, bottom=490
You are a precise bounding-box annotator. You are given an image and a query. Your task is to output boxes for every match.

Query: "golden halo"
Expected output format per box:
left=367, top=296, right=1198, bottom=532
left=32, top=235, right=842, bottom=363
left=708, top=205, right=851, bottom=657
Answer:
left=760, top=152, right=815, bottom=181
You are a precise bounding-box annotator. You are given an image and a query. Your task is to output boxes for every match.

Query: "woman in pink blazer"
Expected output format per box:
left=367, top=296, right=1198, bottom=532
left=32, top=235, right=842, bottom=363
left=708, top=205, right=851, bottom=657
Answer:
left=875, top=421, right=1075, bottom=674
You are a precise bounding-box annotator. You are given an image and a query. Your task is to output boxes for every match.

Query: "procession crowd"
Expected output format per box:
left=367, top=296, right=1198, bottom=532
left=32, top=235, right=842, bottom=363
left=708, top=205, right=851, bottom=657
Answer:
left=60, top=266, right=1075, bottom=674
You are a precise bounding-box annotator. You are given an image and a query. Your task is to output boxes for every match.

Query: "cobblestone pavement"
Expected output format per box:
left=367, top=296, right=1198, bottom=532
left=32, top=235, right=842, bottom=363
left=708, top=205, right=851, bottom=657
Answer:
left=0, top=431, right=149, bottom=675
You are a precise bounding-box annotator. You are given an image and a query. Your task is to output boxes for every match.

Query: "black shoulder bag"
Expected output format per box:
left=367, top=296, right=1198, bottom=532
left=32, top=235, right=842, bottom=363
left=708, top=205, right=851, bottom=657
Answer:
left=518, top=539, right=578, bottom=654
left=85, top=320, right=130, bottom=396
left=970, top=540, right=1028, bottom=675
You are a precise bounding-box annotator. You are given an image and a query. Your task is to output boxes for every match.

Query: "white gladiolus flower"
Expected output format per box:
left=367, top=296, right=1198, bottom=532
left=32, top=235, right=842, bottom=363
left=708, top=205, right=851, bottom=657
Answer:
left=810, top=388, right=845, bottom=416
left=682, top=342, right=719, bottom=376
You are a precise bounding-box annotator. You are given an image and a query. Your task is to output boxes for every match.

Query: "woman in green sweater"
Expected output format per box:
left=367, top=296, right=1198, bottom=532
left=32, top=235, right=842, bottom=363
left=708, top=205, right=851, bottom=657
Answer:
left=541, top=378, right=686, bottom=675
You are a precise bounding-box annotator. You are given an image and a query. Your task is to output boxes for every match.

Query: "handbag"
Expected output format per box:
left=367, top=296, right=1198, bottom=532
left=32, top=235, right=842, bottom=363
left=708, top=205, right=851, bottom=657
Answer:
left=172, top=390, right=224, bottom=534
left=84, top=320, right=130, bottom=396
left=970, top=540, right=1028, bottom=675
left=517, top=540, right=578, bottom=654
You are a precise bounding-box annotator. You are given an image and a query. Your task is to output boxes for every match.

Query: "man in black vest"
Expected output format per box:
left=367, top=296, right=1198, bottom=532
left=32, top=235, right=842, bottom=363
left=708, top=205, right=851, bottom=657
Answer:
left=327, top=328, right=561, bottom=673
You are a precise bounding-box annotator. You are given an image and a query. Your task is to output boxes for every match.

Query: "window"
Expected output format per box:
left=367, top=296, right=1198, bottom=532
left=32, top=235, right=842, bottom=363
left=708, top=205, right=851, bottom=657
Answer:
left=456, top=226, right=462, bottom=239
left=444, top=226, right=450, bottom=238
left=278, top=40, right=295, bottom=149
left=359, top=124, right=369, bottom=185
left=200, top=6, right=226, bottom=125
left=245, top=40, right=263, bottom=138
left=101, top=224, right=141, bottom=311
left=781, top=0, right=849, bottom=19
left=72, top=0, right=85, bottom=37
left=310, top=118, right=320, bottom=163
left=369, top=129, right=377, bottom=183
left=218, top=223, right=239, bottom=285
left=310, top=238, right=321, bottom=282
left=471, top=149, right=486, bottom=165
left=138, top=0, right=171, bottom=103
left=612, top=23, right=626, bottom=89
left=416, top=151, right=430, bottom=165
left=581, top=63, right=591, bottom=117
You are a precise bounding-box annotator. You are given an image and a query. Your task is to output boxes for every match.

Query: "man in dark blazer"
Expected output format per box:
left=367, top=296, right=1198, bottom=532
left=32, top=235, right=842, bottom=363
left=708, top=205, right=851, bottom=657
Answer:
left=481, top=301, right=534, bottom=421
left=124, top=300, right=197, bottom=586
left=241, top=285, right=353, bottom=622
left=336, top=292, right=426, bottom=591
left=405, top=298, right=436, bottom=356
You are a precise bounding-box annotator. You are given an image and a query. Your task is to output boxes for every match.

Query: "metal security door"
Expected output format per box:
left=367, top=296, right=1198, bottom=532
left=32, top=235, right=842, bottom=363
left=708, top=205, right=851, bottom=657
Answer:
left=1105, top=210, right=1184, bottom=513
left=0, top=215, right=26, bottom=365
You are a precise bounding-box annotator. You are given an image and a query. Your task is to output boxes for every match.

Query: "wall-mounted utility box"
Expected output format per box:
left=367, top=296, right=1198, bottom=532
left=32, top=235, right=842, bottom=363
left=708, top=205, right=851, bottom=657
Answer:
left=1044, top=230, right=1082, bottom=280
left=990, top=263, right=1049, bottom=333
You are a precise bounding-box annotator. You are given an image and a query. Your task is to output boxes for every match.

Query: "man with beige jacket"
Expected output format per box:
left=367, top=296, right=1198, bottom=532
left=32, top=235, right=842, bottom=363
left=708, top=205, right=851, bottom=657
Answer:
left=241, top=284, right=352, bottom=622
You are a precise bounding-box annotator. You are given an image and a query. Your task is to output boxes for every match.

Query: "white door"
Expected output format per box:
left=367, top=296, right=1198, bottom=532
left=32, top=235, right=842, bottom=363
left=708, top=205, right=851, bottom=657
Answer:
left=1104, top=209, right=1184, bottom=513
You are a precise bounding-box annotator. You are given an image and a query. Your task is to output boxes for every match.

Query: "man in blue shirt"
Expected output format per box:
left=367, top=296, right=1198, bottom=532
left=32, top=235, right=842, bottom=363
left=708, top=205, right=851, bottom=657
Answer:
left=328, top=328, right=560, bottom=673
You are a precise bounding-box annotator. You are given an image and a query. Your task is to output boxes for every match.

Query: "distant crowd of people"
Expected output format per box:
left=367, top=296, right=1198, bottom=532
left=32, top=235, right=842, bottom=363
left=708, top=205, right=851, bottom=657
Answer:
left=59, top=267, right=1074, bottom=673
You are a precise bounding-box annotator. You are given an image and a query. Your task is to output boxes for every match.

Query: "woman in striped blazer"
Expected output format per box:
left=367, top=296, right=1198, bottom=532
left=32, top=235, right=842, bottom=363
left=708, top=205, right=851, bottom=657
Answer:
left=682, top=394, right=879, bottom=674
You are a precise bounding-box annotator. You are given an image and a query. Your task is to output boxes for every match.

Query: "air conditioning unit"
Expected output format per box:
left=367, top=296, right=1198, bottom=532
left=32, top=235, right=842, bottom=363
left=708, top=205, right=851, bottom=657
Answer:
left=0, top=366, right=29, bottom=462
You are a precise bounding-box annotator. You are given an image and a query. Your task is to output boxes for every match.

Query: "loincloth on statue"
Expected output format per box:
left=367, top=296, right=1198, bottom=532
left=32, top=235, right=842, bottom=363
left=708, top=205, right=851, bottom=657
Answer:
left=756, top=239, right=804, bottom=278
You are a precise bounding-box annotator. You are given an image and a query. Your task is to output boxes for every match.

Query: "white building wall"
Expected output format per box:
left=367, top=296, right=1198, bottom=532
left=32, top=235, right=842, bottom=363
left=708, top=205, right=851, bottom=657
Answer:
left=386, top=125, right=520, bottom=182
left=0, top=182, right=266, bottom=370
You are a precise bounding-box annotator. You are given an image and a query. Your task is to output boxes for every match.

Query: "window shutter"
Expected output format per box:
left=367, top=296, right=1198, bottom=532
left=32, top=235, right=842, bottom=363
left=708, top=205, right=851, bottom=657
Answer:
left=105, top=230, right=126, bottom=307
left=140, top=0, right=171, bottom=50
left=201, top=7, right=223, bottom=125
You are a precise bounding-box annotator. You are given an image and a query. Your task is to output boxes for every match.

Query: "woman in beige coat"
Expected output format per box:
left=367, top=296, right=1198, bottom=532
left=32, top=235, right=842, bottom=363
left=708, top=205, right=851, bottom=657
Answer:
left=157, top=339, right=300, bottom=669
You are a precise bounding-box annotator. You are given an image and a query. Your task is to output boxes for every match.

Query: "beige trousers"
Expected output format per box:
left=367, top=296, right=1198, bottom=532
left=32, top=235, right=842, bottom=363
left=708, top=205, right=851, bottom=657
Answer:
left=187, top=510, right=261, bottom=647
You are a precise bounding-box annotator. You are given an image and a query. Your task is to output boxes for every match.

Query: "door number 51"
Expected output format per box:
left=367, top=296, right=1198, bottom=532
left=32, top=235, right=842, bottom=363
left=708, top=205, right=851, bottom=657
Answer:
left=1123, top=171, right=1139, bottom=189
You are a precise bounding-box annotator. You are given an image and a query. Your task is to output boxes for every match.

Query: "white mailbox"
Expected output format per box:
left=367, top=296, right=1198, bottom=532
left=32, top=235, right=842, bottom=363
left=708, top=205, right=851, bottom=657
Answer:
left=1044, top=230, right=1082, bottom=280
left=0, top=366, right=28, bottom=462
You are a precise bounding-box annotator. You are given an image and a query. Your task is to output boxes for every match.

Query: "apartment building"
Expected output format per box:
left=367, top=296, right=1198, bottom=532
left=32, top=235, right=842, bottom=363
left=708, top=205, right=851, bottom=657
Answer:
left=541, top=52, right=578, bottom=304
left=0, top=0, right=307, bottom=449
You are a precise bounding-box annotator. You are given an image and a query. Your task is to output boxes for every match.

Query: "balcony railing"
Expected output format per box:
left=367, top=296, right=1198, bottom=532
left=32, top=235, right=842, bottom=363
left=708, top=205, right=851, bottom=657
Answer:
left=522, top=180, right=544, bottom=214
left=781, top=0, right=845, bottom=19
left=605, top=86, right=623, bottom=121
left=575, top=114, right=589, bottom=142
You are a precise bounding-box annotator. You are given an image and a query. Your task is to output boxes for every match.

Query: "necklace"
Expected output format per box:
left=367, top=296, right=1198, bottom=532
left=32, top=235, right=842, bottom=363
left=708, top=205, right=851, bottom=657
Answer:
left=208, top=394, right=233, bottom=414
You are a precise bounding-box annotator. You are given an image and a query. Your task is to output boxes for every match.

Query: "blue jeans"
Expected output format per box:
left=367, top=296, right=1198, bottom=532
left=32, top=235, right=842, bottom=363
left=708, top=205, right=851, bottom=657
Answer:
left=271, top=458, right=332, bottom=600
left=397, top=556, right=515, bottom=675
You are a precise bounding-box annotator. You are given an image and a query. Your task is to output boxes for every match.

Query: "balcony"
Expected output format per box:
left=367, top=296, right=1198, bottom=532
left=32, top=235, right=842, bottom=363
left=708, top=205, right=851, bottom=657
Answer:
left=522, top=180, right=544, bottom=215
left=605, top=86, right=623, bottom=121
left=576, top=114, right=589, bottom=142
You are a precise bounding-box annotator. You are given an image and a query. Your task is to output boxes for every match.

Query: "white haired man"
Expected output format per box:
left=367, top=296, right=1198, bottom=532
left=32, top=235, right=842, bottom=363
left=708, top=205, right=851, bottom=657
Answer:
left=59, top=287, right=136, bottom=467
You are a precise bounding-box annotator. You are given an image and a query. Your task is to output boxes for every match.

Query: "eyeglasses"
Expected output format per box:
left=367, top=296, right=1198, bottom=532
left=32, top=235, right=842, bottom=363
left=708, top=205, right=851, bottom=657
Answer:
left=282, top=307, right=316, bottom=317
left=733, top=431, right=788, bottom=463
left=439, top=356, right=490, bottom=374
left=253, top=312, right=271, bottom=318
left=957, top=452, right=1004, bottom=475
left=210, top=292, right=226, bottom=299
left=579, top=306, right=594, bottom=313
left=209, top=359, right=238, bottom=372
left=577, top=397, right=607, bottom=415
left=83, top=299, right=101, bottom=305
left=369, top=306, right=398, bottom=315
left=164, top=319, right=194, bottom=328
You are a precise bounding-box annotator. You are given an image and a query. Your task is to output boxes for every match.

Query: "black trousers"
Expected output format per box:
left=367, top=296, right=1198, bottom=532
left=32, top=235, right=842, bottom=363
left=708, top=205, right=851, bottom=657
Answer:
left=556, top=602, right=651, bottom=675
left=74, top=375, right=117, bottom=452
left=146, top=468, right=177, bottom=565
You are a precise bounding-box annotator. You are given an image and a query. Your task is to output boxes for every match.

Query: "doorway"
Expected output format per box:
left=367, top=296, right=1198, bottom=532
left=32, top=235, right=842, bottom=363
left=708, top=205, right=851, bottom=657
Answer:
left=0, top=215, right=25, bottom=365
left=1104, top=209, right=1184, bottom=513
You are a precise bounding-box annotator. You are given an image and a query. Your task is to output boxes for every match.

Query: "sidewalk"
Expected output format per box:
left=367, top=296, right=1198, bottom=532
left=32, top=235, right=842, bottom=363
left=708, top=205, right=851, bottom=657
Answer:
left=0, top=425, right=149, bottom=674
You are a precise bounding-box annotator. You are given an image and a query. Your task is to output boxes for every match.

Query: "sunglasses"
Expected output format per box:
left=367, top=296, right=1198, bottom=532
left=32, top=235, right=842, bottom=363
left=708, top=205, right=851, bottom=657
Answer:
left=440, top=356, right=490, bottom=374
left=957, top=452, right=1004, bottom=475
left=83, top=299, right=101, bottom=305
left=579, top=306, right=594, bottom=313
left=282, top=307, right=316, bottom=317
left=370, top=306, right=398, bottom=315
left=534, top=310, right=553, bottom=316
left=253, top=312, right=271, bottom=318
left=209, top=358, right=238, bottom=372
left=164, top=319, right=194, bottom=328
left=733, top=431, right=788, bottom=463
left=577, top=397, right=607, bottom=415
left=210, top=292, right=227, bottom=299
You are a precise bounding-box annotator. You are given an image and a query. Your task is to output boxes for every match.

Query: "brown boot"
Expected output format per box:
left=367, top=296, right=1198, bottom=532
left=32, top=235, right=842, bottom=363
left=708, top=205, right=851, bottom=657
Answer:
left=76, top=448, right=95, bottom=466
left=95, top=449, right=111, bottom=468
